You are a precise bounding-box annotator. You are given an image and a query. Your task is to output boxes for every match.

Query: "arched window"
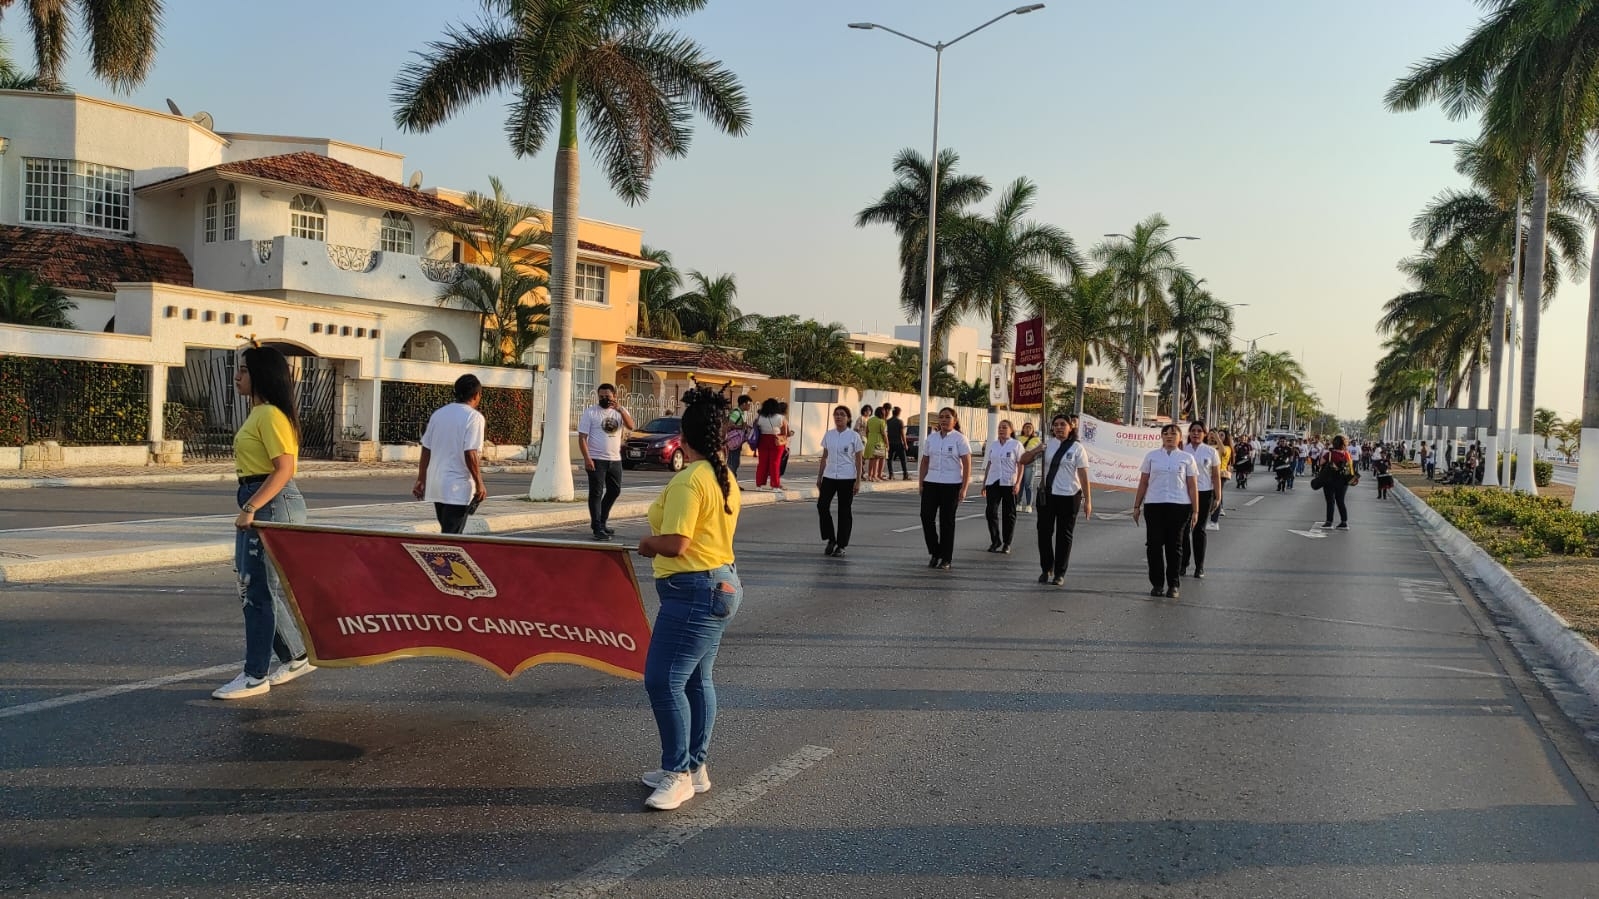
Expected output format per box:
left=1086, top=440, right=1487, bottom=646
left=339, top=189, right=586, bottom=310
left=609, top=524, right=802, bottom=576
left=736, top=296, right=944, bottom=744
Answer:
left=380, top=211, right=413, bottom=255
left=203, top=188, right=218, bottom=243
left=289, top=194, right=326, bottom=241
left=221, top=184, right=238, bottom=241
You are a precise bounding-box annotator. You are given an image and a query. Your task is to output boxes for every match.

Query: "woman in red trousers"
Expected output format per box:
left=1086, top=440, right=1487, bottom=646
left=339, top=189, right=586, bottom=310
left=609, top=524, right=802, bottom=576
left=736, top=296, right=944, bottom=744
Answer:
left=753, top=397, right=788, bottom=489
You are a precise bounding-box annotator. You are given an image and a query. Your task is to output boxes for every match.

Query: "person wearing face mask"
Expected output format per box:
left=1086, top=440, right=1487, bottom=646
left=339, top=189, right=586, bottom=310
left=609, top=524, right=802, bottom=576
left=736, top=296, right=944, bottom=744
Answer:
left=918, top=407, right=971, bottom=571
left=1180, top=421, right=1222, bottom=579
left=1019, top=413, right=1092, bottom=586
left=1132, top=424, right=1200, bottom=599
left=579, top=383, right=635, bottom=541
left=979, top=419, right=1023, bottom=554
left=816, top=405, right=864, bottom=557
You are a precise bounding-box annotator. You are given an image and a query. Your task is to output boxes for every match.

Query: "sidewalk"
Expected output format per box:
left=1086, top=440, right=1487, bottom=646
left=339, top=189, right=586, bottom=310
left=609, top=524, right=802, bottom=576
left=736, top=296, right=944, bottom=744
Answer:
left=0, top=459, right=538, bottom=489
left=0, top=477, right=917, bottom=584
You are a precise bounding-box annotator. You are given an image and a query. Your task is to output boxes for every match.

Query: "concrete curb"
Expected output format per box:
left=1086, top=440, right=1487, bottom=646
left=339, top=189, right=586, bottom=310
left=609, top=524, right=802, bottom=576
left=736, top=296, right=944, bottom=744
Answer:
left=0, top=477, right=918, bottom=584
left=1395, top=483, right=1599, bottom=708
left=0, top=463, right=539, bottom=490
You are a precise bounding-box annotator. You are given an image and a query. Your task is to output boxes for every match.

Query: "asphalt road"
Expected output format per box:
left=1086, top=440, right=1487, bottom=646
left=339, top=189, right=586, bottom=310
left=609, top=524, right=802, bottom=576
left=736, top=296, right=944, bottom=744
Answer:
left=0, top=467, right=683, bottom=532
left=4, top=480, right=1599, bottom=896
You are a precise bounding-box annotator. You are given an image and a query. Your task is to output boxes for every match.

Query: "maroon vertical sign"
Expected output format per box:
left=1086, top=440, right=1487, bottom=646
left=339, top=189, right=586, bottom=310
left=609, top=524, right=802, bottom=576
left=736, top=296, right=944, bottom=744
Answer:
left=1012, top=317, right=1046, bottom=408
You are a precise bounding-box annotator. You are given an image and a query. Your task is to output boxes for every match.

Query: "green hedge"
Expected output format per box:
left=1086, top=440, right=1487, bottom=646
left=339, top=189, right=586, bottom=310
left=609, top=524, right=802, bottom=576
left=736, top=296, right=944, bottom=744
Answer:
left=0, top=357, right=149, bottom=446
left=380, top=380, right=534, bottom=445
left=1426, top=487, right=1599, bottom=560
left=1498, top=454, right=1554, bottom=488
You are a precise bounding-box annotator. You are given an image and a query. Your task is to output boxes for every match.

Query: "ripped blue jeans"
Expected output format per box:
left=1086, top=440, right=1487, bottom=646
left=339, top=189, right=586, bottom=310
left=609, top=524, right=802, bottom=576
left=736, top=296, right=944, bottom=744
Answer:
left=644, top=564, right=742, bottom=773
left=235, top=480, right=308, bottom=679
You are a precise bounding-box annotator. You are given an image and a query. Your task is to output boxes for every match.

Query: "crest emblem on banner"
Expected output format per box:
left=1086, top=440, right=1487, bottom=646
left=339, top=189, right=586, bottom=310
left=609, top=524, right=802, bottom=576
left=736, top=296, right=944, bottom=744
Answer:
left=402, top=543, right=498, bottom=599
left=1081, top=420, right=1098, bottom=442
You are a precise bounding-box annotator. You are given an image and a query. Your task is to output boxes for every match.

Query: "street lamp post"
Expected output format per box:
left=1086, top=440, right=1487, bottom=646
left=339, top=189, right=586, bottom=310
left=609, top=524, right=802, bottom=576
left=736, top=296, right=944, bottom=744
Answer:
left=851, top=4, right=1045, bottom=437
left=1103, top=232, right=1199, bottom=424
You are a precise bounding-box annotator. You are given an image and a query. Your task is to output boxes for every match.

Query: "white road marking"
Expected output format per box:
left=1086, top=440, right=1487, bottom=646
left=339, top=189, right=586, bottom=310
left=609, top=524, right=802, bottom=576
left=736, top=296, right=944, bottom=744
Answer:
left=537, top=744, right=834, bottom=899
left=890, top=512, right=983, bottom=533
left=1245, top=496, right=1264, bottom=507
left=0, top=663, right=240, bottom=719
left=1420, top=664, right=1511, bottom=679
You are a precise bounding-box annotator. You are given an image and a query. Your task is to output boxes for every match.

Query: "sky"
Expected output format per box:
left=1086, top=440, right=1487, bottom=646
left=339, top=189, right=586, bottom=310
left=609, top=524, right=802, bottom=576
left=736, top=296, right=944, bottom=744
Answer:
left=7, top=0, right=1593, bottom=422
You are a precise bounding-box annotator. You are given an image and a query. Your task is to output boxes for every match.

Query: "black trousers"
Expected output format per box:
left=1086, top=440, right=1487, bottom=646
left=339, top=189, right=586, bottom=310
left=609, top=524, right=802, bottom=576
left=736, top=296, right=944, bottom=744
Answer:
left=888, top=442, right=909, bottom=478
left=727, top=446, right=743, bottom=476
left=1323, top=480, right=1349, bottom=525
left=984, top=483, right=1016, bottom=547
left=1037, top=492, right=1080, bottom=577
left=817, top=477, right=856, bottom=547
left=434, top=502, right=470, bottom=535
left=587, top=459, right=623, bottom=531
left=920, top=482, right=962, bottom=561
left=1181, top=490, right=1214, bottom=571
left=1144, top=503, right=1191, bottom=589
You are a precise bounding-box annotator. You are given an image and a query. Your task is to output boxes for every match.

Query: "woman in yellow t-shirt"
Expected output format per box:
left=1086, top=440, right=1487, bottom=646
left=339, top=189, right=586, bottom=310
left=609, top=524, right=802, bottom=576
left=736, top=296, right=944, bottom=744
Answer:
left=636, top=388, right=742, bottom=811
left=212, top=345, right=313, bottom=700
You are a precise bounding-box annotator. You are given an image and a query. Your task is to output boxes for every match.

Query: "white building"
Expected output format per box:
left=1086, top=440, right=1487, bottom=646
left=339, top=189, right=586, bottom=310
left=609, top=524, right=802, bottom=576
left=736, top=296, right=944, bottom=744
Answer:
left=0, top=90, right=653, bottom=464
left=844, top=324, right=1014, bottom=384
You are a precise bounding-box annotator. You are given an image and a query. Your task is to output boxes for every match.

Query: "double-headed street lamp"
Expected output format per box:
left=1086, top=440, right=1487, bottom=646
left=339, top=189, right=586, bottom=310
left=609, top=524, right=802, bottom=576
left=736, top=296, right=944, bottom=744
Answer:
left=1103, top=232, right=1199, bottom=424
left=851, top=4, right=1045, bottom=433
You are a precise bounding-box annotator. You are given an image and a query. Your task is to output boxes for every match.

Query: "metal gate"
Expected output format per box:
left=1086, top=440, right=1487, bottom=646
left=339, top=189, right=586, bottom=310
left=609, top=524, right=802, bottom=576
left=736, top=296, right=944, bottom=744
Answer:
left=165, top=348, right=339, bottom=461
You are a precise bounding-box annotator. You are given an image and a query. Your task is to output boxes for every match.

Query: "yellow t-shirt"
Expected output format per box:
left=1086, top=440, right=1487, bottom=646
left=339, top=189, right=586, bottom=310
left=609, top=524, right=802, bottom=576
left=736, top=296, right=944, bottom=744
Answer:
left=647, top=460, right=740, bottom=578
left=1219, top=444, right=1233, bottom=473
left=234, top=404, right=299, bottom=477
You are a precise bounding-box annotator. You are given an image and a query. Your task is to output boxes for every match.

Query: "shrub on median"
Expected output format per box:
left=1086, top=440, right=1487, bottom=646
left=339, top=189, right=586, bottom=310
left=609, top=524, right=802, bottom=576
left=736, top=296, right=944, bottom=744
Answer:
left=1426, top=487, right=1599, bottom=560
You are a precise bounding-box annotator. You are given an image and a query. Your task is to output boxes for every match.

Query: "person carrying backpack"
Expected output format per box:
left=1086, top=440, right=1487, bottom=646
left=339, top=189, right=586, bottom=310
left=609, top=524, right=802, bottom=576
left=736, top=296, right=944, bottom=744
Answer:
left=1317, top=434, right=1358, bottom=530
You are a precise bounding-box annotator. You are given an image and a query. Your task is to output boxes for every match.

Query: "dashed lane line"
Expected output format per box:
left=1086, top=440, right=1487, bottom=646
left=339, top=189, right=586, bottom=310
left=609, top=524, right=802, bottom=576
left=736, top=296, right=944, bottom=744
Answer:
left=0, top=663, right=239, bottom=720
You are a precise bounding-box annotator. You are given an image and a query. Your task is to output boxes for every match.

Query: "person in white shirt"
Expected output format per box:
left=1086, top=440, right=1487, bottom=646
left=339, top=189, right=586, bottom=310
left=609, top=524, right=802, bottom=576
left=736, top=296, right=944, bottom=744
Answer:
left=412, top=374, right=488, bottom=535
left=979, top=420, right=1024, bottom=554
left=1019, top=412, right=1092, bottom=586
left=1132, top=424, right=1200, bottom=599
left=1181, top=421, right=1223, bottom=579
left=816, top=405, right=865, bottom=557
left=578, top=383, right=635, bottom=541
left=917, top=407, right=971, bottom=571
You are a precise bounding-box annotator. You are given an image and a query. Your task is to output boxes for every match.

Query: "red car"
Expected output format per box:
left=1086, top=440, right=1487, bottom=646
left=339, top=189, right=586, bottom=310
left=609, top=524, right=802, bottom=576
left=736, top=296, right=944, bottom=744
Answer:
left=622, top=417, right=685, bottom=471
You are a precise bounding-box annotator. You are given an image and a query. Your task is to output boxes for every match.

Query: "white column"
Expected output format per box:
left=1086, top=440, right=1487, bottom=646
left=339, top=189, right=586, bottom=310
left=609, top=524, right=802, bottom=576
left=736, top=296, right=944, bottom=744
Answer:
left=1513, top=432, right=1539, bottom=494
left=147, top=364, right=168, bottom=443
left=1575, top=433, right=1599, bottom=512
left=1480, top=434, right=1500, bottom=487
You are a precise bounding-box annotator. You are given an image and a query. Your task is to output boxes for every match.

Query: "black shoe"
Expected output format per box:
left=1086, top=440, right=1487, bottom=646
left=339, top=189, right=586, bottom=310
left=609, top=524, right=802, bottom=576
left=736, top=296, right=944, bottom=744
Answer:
left=1336, top=522, right=1349, bottom=529
left=591, top=530, right=610, bottom=541
left=987, top=542, right=1001, bottom=553
left=825, top=540, right=836, bottom=556
left=1194, top=568, right=1205, bottom=579
left=1150, top=586, right=1164, bottom=597
left=938, top=560, right=952, bottom=571
left=929, top=555, right=940, bottom=569
left=1166, top=586, right=1180, bottom=599
left=1039, top=572, right=1051, bottom=584
left=603, top=526, right=616, bottom=536
left=1050, top=574, right=1065, bottom=586
left=1001, top=543, right=1012, bottom=554
left=832, top=546, right=847, bottom=557
left=1322, top=521, right=1333, bottom=528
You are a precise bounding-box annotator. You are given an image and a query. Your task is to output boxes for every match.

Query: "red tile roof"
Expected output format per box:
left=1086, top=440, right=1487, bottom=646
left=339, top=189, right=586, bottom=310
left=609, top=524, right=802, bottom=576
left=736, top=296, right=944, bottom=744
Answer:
left=0, top=225, right=193, bottom=293
left=143, top=152, right=466, bottom=218
left=617, top=342, right=764, bottom=376
left=577, top=240, right=646, bottom=263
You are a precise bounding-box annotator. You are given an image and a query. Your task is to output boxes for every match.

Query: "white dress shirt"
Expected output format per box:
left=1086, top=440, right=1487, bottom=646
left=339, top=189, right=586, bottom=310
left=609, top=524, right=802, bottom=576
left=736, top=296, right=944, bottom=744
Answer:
left=1187, top=441, right=1221, bottom=492
left=1140, top=447, right=1199, bottom=505
left=820, top=428, right=864, bottom=480
left=984, top=437, right=1023, bottom=486
left=922, top=429, right=971, bottom=484
left=1040, top=437, right=1090, bottom=497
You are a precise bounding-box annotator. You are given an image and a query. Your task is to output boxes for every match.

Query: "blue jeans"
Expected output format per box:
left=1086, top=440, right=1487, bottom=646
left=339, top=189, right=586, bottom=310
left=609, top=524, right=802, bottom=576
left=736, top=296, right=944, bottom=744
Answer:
left=235, top=480, right=308, bottom=679
left=645, top=564, right=742, bottom=773
left=1019, top=463, right=1037, bottom=507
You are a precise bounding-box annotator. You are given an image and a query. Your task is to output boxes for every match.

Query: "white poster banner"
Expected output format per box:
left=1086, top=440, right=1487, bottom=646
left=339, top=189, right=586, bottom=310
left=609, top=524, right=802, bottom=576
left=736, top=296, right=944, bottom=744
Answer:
left=988, top=362, right=1008, bottom=406
left=1076, top=414, right=1167, bottom=489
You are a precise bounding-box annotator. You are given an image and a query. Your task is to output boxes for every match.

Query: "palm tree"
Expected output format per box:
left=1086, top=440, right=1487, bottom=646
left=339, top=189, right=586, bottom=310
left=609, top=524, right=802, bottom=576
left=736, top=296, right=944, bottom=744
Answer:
left=636, top=245, right=683, bottom=339
left=1047, top=269, right=1120, bottom=418
left=941, top=177, right=1081, bottom=438
left=1387, top=0, right=1594, bottom=492
left=0, top=0, right=161, bottom=91
left=0, top=270, right=76, bottom=328
left=1159, top=273, right=1232, bottom=422
left=436, top=177, right=548, bottom=364
left=855, top=148, right=991, bottom=356
left=1095, top=215, right=1190, bottom=423
left=0, top=33, right=47, bottom=89
left=1533, top=407, right=1560, bottom=449
left=675, top=271, right=750, bottom=342
left=393, top=0, right=751, bottom=500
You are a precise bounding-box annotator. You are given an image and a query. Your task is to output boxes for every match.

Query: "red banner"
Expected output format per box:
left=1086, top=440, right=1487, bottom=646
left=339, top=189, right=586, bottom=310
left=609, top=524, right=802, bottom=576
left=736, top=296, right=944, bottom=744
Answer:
left=256, top=523, right=650, bottom=680
left=1012, top=317, right=1046, bottom=408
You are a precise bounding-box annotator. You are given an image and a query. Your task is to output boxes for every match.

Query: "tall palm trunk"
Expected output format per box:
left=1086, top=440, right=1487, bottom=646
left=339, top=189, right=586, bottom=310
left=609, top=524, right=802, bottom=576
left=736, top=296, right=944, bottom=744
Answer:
left=528, top=78, right=581, bottom=501
left=1514, top=167, right=1550, bottom=493
left=1576, top=225, right=1599, bottom=510
left=1075, top=347, right=1088, bottom=417
left=1482, top=270, right=1508, bottom=484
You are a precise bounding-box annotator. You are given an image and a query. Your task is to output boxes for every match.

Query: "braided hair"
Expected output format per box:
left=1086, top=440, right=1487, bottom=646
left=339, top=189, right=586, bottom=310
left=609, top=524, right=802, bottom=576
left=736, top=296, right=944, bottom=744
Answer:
left=680, top=387, right=734, bottom=513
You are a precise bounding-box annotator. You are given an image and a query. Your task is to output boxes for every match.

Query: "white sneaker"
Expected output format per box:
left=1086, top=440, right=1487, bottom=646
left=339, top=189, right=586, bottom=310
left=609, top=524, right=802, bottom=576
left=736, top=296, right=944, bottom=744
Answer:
left=644, top=770, right=696, bottom=810
left=267, top=657, right=313, bottom=686
left=212, top=672, right=269, bottom=700
left=1205, top=522, right=1220, bottom=531
left=642, top=765, right=711, bottom=794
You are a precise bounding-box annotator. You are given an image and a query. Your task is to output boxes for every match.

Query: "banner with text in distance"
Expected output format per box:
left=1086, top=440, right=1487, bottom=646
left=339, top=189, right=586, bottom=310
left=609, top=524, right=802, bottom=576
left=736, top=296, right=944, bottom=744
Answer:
left=1076, top=413, right=1166, bottom=490
left=256, top=523, right=651, bottom=680
left=1012, top=317, right=1045, bottom=408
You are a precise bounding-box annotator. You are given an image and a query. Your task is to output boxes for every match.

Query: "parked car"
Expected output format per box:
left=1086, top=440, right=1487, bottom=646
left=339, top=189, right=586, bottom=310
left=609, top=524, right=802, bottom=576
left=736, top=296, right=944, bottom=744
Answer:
left=622, top=417, right=684, bottom=471
left=906, top=424, right=920, bottom=459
